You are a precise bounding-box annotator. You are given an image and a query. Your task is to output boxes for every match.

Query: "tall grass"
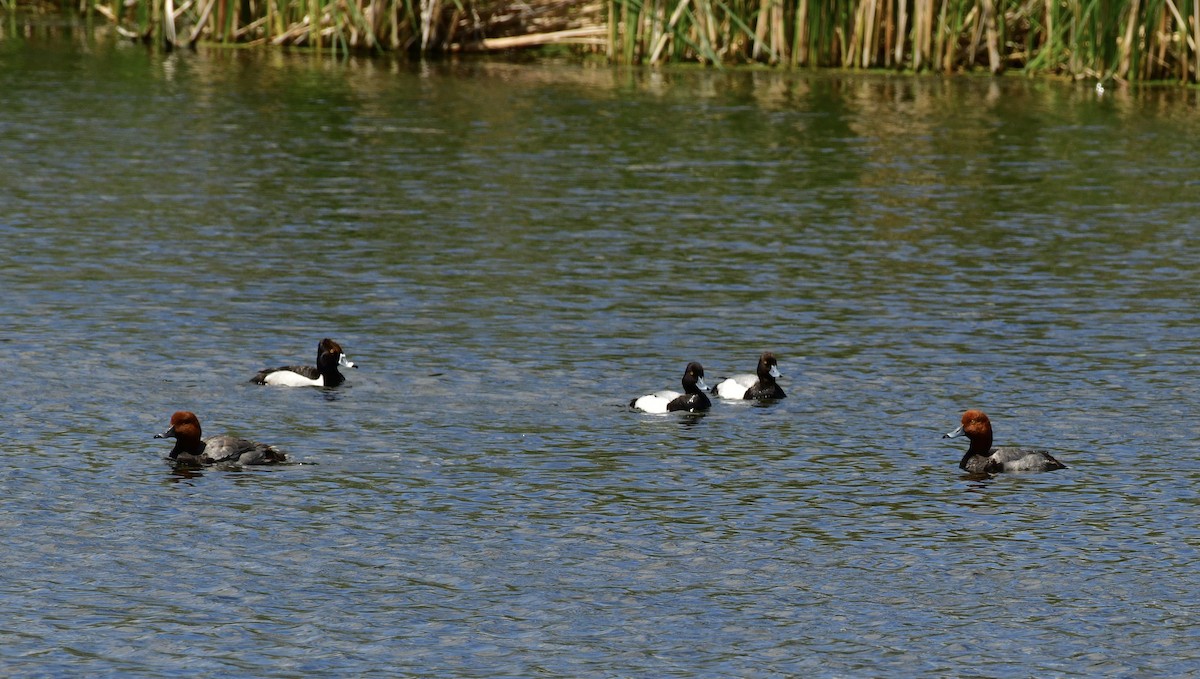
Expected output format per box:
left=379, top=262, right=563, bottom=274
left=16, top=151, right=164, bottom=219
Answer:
left=608, top=0, right=1200, bottom=81
left=79, top=0, right=605, bottom=55
left=11, top=0, right=1200, bottom=81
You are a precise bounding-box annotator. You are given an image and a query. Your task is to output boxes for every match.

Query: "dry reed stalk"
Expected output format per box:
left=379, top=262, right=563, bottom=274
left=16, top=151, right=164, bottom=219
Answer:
left=474, top=25, right=606, bottom=47
left=750, top=0, right=782, bottom=62
left=911, top=0, right=923, bottom=69
left=926, top=0, right=935, bottom=68
left=776, top=0, right=786, bottom=57
left=419, top=0, right=435, bottom=50
left=187, top=0, right=216, bottom=44
left=699, top=0, right=718, bottom=62
left=624, top=0, right=633, bottom=62
left=393, top=0, right=403, bottom=49
left=1190, top=0, right=1200, bottom=81
left=162, top=0, right=176, bottom=45
left=606, top=0, right=615, bottom=58
left=934, top=0, right=948, bottom=70
left=1043, top=0, right=1052, bottom=65
left=845, top=0, right=861, bottom=64
left=636, top=0, right=649, bottom=61
left=777, top=0, right=787, bottom=59
left=981, top=0, right=1000, bottom=72
left=1163, top=0, right=1193, bottom=81
left=647, top=0, right=663, bottom=60
left=1068, top=0, right=1079, bottom=74
left=792, top=0, right=807, bottom=65
left=1154, top=8, right=1167, bottom=80
left=882, top=0, right=893, bottom=66
left=1194, top=0, right=1200, bottom=81
left=861, top=0, right=874, bottom=66
left=232, top=14, right=268, bottom=38
left=1164, top=0, right=1194, bottom=50
left=1118, top=0, right=1141, bottom=79
left=966, top=3, right=981, bottom=63
left=751, top=0, right=767, bottom=59
left=926, top=0, right=938, bottom=70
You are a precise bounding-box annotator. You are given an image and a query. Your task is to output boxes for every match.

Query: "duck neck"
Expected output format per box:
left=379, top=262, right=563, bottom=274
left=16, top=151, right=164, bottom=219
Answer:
left=317, top=354, right=345, bottom=386
left=172, top=437, right=206, bottom=456
left=967, top=434, right=993, bottom=458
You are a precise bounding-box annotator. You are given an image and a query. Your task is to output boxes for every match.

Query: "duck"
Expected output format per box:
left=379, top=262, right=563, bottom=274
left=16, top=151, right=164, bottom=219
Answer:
left=155, top=411, right=286, bottom=465
left=251, top=338, right=356, bottom=387
left=943, top=409, right=1066, bottom=473
left=711, top=352, right=786, bottom=400
left=630, top=362, right=712, bottom=413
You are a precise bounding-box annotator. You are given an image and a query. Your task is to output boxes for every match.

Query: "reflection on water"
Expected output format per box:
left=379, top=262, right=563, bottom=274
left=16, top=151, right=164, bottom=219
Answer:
left=2, top=29, right=1200, bottom=677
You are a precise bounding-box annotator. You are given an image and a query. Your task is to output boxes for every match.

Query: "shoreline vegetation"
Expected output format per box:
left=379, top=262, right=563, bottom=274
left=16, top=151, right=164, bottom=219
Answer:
left=6, top=0, right=1200, bottom=83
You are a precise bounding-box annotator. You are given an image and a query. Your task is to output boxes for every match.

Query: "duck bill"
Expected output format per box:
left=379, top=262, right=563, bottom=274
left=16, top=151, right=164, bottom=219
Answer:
left=339, top=354, right=357, bottom=369
left=769, top=365, right=782, bottom=378
left=154, top=426, right=176, bottom=440
left=943, top=424, right=965, bottom=439
left=696, top=378, right=709, bottom=392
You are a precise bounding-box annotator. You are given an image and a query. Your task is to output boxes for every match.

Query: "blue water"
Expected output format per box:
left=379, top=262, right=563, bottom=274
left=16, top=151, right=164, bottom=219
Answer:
left=3, top=33, right=1200, bottom=677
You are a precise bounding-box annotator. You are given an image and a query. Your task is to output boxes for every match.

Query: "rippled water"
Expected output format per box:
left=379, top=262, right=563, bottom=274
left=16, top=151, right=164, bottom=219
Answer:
left=3, top=28, right=1200, bottom=677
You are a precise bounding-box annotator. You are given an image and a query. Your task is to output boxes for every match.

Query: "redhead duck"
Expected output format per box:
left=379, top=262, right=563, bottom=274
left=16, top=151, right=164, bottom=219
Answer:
left=943, top=409, right=1066, bottom=473
left=251, top=338, right=356, bottom=387
left=630, top=362, right=712, bottom=413
left=712, top=352, right=786, bottom=400
left=155, top=411, right=286, bottom=465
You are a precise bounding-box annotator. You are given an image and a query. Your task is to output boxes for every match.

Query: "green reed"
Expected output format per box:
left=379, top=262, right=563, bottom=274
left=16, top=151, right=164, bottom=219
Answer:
left=606, top=0, right=1200, bottom=81
left=11, top=0, right=1200, bottom=81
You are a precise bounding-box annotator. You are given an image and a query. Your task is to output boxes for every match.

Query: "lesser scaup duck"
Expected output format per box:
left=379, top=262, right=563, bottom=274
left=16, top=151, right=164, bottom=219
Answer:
left=630, top=362, right=712, bottom=413
left=155, top=411, right=286, bottom=465
left=943, top=409, right=1066, bottom=473
left=712, top=351, right=786, bottom=400
left=251, top=338, right=356, bottom=387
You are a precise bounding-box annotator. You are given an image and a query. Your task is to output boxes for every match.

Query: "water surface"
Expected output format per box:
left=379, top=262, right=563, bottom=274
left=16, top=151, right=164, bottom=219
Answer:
left=3, top=31, right=1200, bottom=677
